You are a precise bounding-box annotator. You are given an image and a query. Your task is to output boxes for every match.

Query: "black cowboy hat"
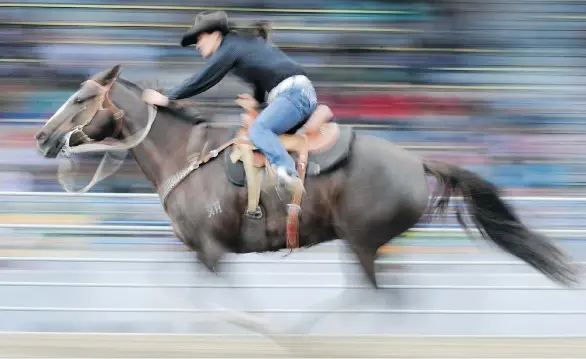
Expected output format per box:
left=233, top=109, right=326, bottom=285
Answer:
left=180, top=11, right=230, bottom=47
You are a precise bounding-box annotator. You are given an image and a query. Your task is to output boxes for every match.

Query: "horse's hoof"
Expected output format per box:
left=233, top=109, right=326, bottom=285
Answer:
left=215, top=307, right=276, bottom=335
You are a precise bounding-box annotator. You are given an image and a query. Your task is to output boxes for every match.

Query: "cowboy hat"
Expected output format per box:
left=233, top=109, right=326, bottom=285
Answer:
left=180, top=11, right=230, bottom=47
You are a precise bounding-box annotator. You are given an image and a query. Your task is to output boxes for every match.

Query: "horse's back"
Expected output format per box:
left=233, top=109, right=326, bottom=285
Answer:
left=341, top=133, right=429, bottom=220
left=354, top=133, right=425, bottom=179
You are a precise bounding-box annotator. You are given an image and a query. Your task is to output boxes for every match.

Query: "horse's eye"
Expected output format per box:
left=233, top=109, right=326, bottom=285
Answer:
left=74, top=95, right=96, bottom=104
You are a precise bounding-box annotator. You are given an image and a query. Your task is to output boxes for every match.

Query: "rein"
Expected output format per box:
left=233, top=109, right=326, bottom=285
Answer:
left=60, top=79, right=125, bottom=155
left=57, top=80, right=158, bottom=193
left=56, top=79, right=235, bottom=208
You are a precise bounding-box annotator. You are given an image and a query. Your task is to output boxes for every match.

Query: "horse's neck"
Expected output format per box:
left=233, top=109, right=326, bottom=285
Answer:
left=110, top=81, right=210, bottom=190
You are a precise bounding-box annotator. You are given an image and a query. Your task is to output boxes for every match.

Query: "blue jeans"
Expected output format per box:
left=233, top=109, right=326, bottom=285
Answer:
left=248, top=81, right=318, bottom=177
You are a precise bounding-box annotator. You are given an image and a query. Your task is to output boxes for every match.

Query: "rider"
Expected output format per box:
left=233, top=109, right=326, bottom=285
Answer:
left=142, top=11, right=317, bottom=191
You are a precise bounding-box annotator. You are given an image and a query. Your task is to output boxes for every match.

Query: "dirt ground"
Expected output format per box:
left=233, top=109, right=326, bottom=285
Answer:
left=0, top=333, right=585, bottom=358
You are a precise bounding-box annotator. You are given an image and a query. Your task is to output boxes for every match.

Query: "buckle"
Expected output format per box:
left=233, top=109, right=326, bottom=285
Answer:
left=61, top=144, right=73, bottom=159
left=113, top=110, right=125, bottom=120
left=245, top=207, right=263, bottom=219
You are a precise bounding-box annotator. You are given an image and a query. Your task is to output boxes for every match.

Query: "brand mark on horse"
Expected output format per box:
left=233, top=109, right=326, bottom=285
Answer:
left=206, top=200, right=222, bottom=217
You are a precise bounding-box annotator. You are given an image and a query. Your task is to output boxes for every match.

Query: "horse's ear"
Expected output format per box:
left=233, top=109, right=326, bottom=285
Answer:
left=101, top=64, right=122, bottom=86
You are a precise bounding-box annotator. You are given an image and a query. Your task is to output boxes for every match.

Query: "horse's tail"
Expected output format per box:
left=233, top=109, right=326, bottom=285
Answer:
left=423, top=160, right=580, bottom=287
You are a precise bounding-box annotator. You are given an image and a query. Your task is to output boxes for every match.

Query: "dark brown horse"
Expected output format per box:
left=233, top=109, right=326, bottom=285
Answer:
left=34, top=65, right=579, bottom=329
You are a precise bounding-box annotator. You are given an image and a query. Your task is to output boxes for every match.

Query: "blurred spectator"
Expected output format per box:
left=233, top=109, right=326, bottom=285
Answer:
left=2, top=0, right=586, bottom=192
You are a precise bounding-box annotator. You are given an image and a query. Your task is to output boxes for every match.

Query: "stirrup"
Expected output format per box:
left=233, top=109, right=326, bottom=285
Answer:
left=245, top=207, right=263, bottom=219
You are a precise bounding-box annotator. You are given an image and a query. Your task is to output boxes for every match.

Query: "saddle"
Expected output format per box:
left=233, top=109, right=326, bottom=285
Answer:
left=160, top=103, right=353, bottom=252
left=227, top=104, right=351, bottom=249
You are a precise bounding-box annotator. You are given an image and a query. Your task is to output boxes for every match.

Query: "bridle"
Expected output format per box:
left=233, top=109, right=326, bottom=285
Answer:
left=56, top=78, right=159, bottom=194
left=52, top=75, right=229, bottom=210
left=61, top=79, right=126, bottom=157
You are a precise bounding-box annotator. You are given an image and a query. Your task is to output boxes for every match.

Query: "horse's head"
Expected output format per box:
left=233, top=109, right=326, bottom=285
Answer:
left=35, top=64, right=125, bottom=158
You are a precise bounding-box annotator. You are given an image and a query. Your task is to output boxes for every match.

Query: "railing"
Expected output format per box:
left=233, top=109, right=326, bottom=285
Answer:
left=1, top=192, right=586, bottom=238
left=0, top=190, right=584, bottom=338
left=4, top=190, right=586, bottom=200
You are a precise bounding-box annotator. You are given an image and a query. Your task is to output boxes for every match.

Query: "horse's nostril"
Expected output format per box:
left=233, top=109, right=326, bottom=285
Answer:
left=35, top=131, right=47, bottom=142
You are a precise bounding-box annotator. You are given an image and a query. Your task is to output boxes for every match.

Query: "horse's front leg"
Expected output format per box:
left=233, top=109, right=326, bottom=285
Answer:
left=193, top=233, right=279, bottom=336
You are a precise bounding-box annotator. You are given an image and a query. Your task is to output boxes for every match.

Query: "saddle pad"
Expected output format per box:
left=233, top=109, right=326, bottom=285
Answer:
left=224, top=125, right=355, bottom=187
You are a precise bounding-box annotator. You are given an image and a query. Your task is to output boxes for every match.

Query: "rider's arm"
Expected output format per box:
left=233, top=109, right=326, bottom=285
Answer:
left=166, top=40, right=239, bottom=101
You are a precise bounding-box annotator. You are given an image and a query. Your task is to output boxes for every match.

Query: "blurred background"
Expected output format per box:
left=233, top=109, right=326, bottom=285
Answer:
left=4, top=0, right=586, bottom=194
left=2, top=0, right=586, bottom=351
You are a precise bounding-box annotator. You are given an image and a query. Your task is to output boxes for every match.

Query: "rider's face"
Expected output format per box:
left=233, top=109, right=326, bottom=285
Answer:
left=196, top=32, right=221, bottom=58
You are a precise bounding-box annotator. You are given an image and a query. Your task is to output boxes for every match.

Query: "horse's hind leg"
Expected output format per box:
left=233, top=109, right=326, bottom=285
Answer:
left=347, top=241, right=379, bottom=287
left=287, top=234, right=396, bottom=334
left=288, top=215, right=417, bottom=335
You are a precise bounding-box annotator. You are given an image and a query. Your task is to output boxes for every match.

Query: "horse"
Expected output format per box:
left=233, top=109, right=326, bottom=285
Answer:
left=34, top=64, right=579, bottom=332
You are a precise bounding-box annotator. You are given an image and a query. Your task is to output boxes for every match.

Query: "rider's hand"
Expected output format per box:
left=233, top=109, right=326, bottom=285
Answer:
left=236, top=93, right=258, bottom=112
left=142, top=89, right=170, bottom=107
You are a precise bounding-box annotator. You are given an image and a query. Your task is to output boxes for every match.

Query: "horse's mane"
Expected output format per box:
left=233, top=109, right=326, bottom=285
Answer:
left=117, top=76, right=147, bottom=95
left=115, top=76, right=214, bottom=125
